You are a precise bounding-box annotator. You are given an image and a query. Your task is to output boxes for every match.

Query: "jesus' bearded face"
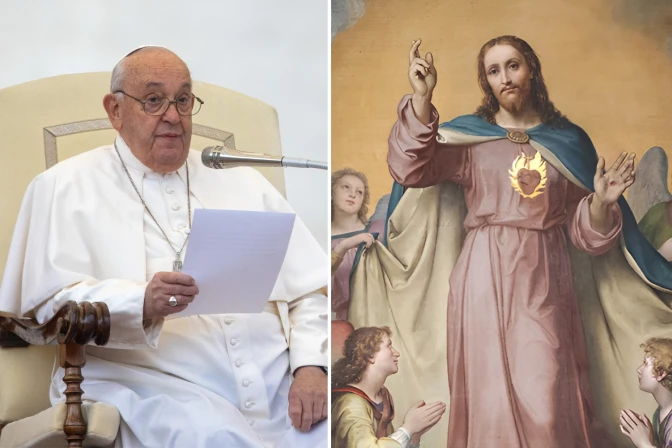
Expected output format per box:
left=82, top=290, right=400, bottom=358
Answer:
left=483, top=44, right=533, bottom=115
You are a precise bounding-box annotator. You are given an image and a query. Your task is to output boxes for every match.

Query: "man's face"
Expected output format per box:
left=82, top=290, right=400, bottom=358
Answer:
left=483, top=44, right=532, bottom=114
left=105, top=50, right=193, bottom=173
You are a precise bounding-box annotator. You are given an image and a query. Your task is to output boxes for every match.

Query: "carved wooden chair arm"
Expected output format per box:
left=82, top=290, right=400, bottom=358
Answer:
left=0, top=301, right=111, bottom=448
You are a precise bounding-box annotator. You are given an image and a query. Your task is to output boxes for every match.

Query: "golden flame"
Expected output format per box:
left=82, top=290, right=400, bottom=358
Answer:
left=508, top=151, right=547, bottom=199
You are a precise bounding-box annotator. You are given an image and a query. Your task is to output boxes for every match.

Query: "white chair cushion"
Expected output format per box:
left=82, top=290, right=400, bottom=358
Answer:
left=0, top=345, right=56, bottom=424
left=0, top=401, right=119, bottom=448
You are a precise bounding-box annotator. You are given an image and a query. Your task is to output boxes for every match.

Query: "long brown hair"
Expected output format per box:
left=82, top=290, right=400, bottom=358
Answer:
left=475, top=35, right=566, bottom=127
left=332, top=326, right=392, bottom=388
left=331, top=168, right=370, bottom=224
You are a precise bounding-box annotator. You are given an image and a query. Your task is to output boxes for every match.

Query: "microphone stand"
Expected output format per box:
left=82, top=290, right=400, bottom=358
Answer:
left=202, top=147, right=328, bottom=170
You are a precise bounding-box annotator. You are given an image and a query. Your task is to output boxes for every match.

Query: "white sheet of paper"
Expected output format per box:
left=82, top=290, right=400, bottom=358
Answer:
left=174, top=209, right=295, bottom=317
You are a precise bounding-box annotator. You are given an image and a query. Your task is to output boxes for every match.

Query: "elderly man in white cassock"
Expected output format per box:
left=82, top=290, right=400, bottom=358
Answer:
left=0, top=46, right=329, bottom=447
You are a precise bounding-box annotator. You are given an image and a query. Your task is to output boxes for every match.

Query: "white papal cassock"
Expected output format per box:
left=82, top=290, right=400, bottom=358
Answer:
left=0, top=137, right=328, bottom=448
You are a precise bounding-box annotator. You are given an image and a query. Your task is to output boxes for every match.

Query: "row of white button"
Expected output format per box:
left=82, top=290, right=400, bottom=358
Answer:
left=161, top=176, right=188, bottom=231
left=227, top=317, right=256, bottom=410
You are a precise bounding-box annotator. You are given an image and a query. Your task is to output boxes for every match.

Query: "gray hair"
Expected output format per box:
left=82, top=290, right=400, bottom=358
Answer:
left=110, top=46, right=179, bottom=95
left=110, top=60, right=126, bottom=95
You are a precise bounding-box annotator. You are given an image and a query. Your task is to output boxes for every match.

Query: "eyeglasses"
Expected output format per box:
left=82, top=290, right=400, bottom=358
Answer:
left=113, top=90, right=204, bottom=116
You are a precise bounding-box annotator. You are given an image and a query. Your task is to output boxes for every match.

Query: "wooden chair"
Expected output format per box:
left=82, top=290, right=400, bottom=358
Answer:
left=0, top=303, right=112, bottom=447
left=0, top=72, right=287, bottom=447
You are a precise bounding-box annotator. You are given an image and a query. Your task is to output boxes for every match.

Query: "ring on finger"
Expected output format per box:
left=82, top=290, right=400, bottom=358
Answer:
left=168, top=296, right=178, bottom=307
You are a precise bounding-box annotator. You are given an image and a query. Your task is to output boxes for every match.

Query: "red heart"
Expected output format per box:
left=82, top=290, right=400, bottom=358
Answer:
left=517, top=169, right=541, bottom=196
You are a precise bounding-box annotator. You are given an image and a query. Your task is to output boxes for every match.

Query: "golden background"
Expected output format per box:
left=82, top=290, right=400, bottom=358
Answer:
left=331, top=0, right=672, bottom=211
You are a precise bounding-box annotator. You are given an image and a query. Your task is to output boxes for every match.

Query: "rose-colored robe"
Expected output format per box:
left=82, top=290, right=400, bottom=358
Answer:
left=331, top=220, right=384, bottom=321
left=388, top=96, right=621, bottom=447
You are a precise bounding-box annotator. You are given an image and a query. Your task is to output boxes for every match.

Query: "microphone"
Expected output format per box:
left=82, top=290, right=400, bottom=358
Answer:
left=202, top=146, right=328, bottom=170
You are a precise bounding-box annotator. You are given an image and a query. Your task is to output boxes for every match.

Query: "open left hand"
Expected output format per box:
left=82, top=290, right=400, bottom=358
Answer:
left=288, top=366, right=327, bottom=432
left=594, top=152, right=636, bottom=206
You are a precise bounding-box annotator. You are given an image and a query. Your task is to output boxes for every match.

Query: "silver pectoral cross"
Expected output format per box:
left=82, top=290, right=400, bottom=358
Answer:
left=173, top=235, right=190, bottom=272
left=173, top=255, right=183, bottom=272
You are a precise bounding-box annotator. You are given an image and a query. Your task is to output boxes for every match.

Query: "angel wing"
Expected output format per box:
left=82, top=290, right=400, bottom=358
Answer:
left=369, top=193, right=390, bottom=223
left=627, top=146, right=672, bottom=222
left=332, top=0, right=368, bottom=41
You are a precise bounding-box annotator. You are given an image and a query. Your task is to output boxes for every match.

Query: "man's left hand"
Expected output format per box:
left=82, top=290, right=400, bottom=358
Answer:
left=594, top=152, right=636, bottom=205
left=288, top=366, right=327, bottom=432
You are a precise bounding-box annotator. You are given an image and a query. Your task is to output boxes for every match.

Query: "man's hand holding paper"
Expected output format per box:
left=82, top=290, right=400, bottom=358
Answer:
left=175, top=209, right=295, bottom=317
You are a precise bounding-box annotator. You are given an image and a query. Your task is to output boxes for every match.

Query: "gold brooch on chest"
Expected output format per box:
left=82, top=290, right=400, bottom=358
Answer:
left=508, top=150, right=547, bottom=199
left=506, top=131, right=530, bottom=143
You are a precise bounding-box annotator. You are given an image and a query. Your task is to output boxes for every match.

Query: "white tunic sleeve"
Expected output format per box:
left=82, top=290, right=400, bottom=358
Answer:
left=288, top=292, right=328, bottom=373
left=389, top=427, right=411, bottom=447
left=32, top=278, right=163, bottom=349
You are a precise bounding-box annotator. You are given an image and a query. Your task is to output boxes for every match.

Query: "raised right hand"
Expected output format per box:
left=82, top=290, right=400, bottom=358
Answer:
left=402, top=400, right=447, bottom=437
left=408, top=39, right=437, bottom=99
left=144, top=271, right=199, bottom=319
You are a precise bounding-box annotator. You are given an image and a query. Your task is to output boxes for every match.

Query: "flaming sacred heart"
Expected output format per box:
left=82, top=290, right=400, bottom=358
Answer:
left=509, top=151, right=547, bottom=198
left=517, top=169, right=542, bottom=196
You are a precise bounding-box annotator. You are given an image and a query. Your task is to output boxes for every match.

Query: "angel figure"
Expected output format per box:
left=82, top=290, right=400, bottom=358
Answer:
left=629, top=146, right=672, bottom=262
